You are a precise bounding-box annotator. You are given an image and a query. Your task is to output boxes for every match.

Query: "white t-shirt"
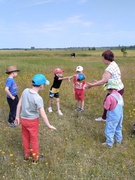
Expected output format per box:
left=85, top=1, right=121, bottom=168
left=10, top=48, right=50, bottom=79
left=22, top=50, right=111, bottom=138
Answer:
left=20, top=88, right=44, bottom=119
left=105, top=61, right=124, bottom=91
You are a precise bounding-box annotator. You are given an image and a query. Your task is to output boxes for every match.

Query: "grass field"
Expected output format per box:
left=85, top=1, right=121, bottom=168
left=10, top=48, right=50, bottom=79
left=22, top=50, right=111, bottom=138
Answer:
left=0, top=49, right=135, bottom=180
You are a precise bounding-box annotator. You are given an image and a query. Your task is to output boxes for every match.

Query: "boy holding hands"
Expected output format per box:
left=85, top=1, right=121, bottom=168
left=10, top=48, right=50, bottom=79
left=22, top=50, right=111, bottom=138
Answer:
left=73, top=66, right=86, bottom=112
left=48, top=68, right=72, bottom=115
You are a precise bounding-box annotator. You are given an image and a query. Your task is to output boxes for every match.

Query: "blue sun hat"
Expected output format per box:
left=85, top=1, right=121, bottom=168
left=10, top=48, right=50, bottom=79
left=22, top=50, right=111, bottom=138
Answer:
left=76, top=73, right=85, bottom=82
left=32, top=74, right=50, bottom=86
left=104, top=79, right=119, bottom=90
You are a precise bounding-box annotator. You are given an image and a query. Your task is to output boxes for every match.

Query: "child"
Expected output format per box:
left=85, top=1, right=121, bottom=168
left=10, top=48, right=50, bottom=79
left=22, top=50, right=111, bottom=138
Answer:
left=48, top=68, right=72, bottom=115
left=15, top=74, right=56, bottom=163
left=73, top=66, right=86, bottom=112
left=102, top=79, right=124, bottom=147
left=5, top=66, right=20, bottom=127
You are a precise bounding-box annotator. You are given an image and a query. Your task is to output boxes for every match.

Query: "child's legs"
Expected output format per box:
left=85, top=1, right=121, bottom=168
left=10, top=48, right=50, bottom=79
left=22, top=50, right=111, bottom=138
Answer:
left=80, top=100, right=84, bottom=109
left=48, top=97, right=53, bottom=107
left=21, top=118, right=39, bottom=160
left=75, top=91, right=83, bottom=108
left=29, top=120, right=39, bottom=160
left=7, top=96, right=19, bottom=123
left=54, top=93, right=60, bottom=111
left=21, top=119, right=31, bottom=158
left=79, top=91, right=84, bottom=109
left=105, top=121, right=117, bottom=146
left=77, top=100, right=84, bottom=109
left=56, top=98, right=60, bottom=111
left=77, top=100, right=81, bottom=108
left=114, top=118, right=123, bottom=144
left=75, top=93, right=80, bottom=107
left=48, top=91, right=55, bottom=107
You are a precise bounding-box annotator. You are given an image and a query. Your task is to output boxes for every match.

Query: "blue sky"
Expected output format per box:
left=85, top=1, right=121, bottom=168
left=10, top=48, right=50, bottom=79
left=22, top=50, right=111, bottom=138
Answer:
left=0, top=0, right=135, bottom=48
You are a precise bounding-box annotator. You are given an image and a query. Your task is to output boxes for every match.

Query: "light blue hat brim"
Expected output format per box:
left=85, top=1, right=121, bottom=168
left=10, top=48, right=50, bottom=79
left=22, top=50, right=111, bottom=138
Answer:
left=103, top=79, right=119, bottom=90
left=105, top=84, right=119, bottom=90
left=45, top=80, right=50, bottom=85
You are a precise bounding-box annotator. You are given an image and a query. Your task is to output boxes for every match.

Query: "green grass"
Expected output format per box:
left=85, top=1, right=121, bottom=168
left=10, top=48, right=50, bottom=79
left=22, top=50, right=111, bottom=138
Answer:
left=0, top=49, right=135, bottom=180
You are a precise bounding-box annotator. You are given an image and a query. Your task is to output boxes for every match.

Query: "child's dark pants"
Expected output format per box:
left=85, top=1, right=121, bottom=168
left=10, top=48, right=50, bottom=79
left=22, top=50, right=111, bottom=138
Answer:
left=7, top=95, right=19, bottom=123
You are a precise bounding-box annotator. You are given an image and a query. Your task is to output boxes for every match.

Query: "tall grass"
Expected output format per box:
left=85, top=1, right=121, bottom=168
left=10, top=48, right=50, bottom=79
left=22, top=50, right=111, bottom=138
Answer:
left=0, top=49, right=135, bottom=180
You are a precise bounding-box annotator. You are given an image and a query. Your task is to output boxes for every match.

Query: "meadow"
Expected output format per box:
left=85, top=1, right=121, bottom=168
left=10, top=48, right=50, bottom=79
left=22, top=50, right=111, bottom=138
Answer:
left=0, top=49, right=135, bottom=180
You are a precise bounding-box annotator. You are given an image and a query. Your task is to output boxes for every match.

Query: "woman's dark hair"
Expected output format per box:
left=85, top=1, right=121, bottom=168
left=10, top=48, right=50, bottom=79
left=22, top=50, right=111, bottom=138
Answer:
left=102, top=50, right=114, bottom=62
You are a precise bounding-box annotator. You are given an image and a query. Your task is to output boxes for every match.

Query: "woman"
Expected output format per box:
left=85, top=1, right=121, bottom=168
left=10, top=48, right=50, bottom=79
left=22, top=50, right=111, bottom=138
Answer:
left=87, top=50, right=124, bottom=121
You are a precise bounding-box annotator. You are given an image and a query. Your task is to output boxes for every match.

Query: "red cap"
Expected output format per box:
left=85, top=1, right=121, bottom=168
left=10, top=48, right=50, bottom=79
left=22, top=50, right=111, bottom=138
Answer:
left=53, top=68, right=64, bottom=74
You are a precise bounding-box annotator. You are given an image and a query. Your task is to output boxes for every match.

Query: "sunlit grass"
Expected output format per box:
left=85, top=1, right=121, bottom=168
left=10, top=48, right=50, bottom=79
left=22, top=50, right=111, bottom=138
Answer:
left=0, top=49, right=135, bottom=179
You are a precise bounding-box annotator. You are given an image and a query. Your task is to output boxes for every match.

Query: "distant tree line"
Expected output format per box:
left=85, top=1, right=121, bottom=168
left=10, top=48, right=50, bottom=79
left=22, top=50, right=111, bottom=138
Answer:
left=1, top=45, right=135, bottom=51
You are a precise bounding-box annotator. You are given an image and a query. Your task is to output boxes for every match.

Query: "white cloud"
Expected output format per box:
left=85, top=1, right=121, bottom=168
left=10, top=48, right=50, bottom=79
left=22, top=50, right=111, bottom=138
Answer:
left=64, top=15, right=92, bottom=27
left=14, top=15, right=92, bottom=33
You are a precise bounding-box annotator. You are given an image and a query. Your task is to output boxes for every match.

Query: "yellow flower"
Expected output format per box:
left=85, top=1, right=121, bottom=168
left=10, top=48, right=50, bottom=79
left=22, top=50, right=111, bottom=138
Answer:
left=10, top=154, right=13, bottom=157
left=80, top=168, right=83, bottom=172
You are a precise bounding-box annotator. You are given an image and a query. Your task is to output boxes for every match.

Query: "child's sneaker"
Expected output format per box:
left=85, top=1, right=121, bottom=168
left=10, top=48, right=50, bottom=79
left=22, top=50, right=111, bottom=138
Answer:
left=79, top=108, right=84, bottom=112
left=95, top=117, right=106, bottom=121
left=24, top=157, right=30, bottom=161
left=57, top=110, right=63, bottom=115
left=102, top=142, right=111, bottom=147
left=75, top=107, right=81, bottom=111
left=8, top=122, right=16, bottom=127
left=32, top=155, right=44, bottom=164
left=48, top=107, right=53, bottom=113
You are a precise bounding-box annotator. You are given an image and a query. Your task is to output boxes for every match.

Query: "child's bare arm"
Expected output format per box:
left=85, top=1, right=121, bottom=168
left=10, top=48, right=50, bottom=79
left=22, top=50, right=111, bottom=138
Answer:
left=58, top=75, right=74, bottom=81
left=39, top=107, right=56, bottom=130
left=15, top=96, right=22, bottom=126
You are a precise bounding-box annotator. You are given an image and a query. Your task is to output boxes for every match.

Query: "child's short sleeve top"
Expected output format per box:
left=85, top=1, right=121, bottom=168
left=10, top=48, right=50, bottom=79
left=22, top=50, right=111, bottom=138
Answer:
left=73, top=75, right=86, bottom=90
left=5, top=77, right=18, bottom=98
left=51, top=75, right=62, bottom=89
left=20, top=88, right=44, bottom=119
left=104, top=90, right=123, bottom=111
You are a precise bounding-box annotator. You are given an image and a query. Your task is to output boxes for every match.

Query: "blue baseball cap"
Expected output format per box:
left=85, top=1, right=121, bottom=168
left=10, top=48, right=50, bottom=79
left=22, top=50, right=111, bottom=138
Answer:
left=32, top=74, right=50, bottom=86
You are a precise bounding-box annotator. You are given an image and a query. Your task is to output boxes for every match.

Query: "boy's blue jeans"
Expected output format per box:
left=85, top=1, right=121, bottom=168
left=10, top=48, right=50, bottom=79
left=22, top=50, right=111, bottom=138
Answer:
left=7, top=95, right=19, bottom=123
left=105, top=119, right=123, bottom=147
